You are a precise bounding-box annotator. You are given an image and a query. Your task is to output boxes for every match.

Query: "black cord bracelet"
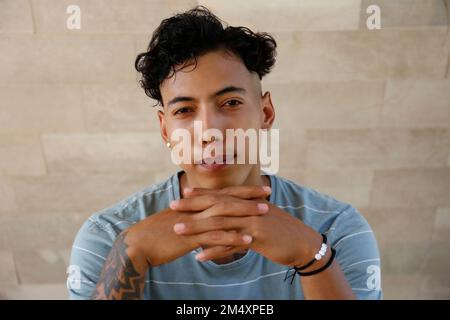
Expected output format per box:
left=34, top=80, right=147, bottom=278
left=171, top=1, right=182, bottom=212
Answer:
left=284, top=234, right=336, bottom=285
left=294, top=233, right=327, bottom=271
left=295, top=247, right=336, bottom=277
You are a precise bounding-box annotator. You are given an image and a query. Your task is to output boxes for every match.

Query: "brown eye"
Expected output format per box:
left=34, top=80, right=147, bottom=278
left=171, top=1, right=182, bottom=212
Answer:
left=174, top=107, right=192, bottom=115
left=224, top=99, right=242, bottom=107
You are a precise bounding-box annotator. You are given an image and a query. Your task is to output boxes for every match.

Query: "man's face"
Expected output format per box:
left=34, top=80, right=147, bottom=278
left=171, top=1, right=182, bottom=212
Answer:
left=158, top=49, right=274, bottom=188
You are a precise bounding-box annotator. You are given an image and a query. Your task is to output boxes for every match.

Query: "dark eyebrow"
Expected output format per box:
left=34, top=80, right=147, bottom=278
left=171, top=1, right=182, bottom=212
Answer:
left=167, top=86, right=246, bottom=108
left=167, top=96, right=193, bottom=108
left=214, top=85, right=246, bottom=97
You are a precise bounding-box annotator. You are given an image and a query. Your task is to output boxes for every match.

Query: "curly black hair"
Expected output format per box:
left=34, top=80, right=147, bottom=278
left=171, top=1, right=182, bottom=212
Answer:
left=135, top=5, right=277, bottom=107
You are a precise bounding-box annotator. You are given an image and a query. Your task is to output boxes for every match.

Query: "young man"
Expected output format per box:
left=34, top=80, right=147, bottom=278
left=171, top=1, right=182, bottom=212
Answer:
left=68, top=6, right=382, bottom=300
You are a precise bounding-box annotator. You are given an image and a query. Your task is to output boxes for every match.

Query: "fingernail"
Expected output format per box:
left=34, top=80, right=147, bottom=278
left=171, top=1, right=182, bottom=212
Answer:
left=196, top=253, right=205, bottom=261
left=184, top=187, right=193, bottom=194
left=170, top=200, right=179, bottom=209
left=257, top=203, right=269, bottom=213
left=173, top=223, right=186, bottom=233
left=243, top=235, right=253, bottom=244
left=262, top=186, right=271, bottom=193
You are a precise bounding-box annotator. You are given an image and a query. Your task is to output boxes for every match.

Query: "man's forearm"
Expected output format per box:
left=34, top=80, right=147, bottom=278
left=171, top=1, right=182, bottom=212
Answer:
left=299, top=248, right=356, bottom=300
left=290, top=228, right=355, bottom=300
left=92, top=230, right=149, bottom=300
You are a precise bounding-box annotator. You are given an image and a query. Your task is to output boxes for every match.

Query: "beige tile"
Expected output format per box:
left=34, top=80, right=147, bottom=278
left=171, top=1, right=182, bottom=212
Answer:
left=0, top=283, right=68, bottom=300
left=447, top=0, right=450, bottom=22
left=42, top=132, right=172, bottom=174
left=272, top=168, right=371, bottom=208
left=364, top=207, right=436, bottom=248
left=0, top=135, right=46, bottom=176
left=265, top=29, right=448, bottom=83
left=381, top=80, right=450, bottom=128
left=12, top=173, right=159, bottom=214
left=14, top=249, right=66, bottom=284
left=277, top=129, right=307, bottom=172
left=448, top=35, right=450, bottom=78
left=0, top=251, right=18, bottom=286
left=153, top=167, right=184, bottom=183
left=276, top=169, right=307, bottom=185
left=0, top=84, right=86, bottom=135
left=0, top=176, right=17, bottom=214
left=418, top=274, right=450, bottom=299
left=306, top=128, right=450, bottom=170
left=302, top=169, right=373, bottom=208
left=0, top=0, right=34, bottom=34
left=433, top=207, right=450, bottom=241
left=0, top=85, right=85, bottom=134
left=381, top=274, right=421, bottom=299
left=58, top=249, right=72, bottom=268
left=0, top=216, right=11, bottom=250
left=0, top=213, right=85, bottom=251
left=380, top=242, right=429, bottom=274
left=421, top=241, right=450, bottom=274
left=199, top=0, right=362, bottom=32
left=0, top=35, right=136, bottom=84
left=134, top=34, right=152, bottom=56
left=268, top=81, right=385, bottom=129
left=82, top=84, right=160, bottom=132
left=370, top=168, right=450, bottom=207
left=31, top=0, right=196, bottom=34
left=360, top=0, right=448, bottom=29
left=434, top=207, right=450, bottom=228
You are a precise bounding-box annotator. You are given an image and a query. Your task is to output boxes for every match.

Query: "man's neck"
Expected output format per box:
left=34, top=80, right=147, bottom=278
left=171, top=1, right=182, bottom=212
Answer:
left=179, top=166, right=269, bottom=197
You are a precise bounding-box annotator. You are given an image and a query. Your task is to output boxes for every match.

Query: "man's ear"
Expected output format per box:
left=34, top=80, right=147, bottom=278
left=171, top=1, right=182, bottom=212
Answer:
left=261, top=91, right=275, bottom=129
left=157, top=109, right=169, bottom=142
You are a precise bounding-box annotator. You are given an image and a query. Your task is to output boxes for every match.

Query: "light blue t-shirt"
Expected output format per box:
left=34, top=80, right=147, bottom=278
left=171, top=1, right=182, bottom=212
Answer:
left=68, top=171, right=382, bottom=299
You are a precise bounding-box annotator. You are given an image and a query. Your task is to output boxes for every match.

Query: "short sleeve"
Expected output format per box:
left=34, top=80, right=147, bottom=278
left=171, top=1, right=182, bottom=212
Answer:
left=67, top=216, right=115, bottom=300
left=327, top=206, right=383, bottom=300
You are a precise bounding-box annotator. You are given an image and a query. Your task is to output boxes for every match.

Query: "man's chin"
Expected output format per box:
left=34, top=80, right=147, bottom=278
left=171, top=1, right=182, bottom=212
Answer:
left=198, top=167, right=240, bottom=189
left=187, top=164, right=251, bottom=189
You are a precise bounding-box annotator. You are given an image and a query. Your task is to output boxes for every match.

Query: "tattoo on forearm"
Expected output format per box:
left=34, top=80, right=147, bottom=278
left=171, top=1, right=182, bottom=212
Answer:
left=92, top=231, right=144, bottom=300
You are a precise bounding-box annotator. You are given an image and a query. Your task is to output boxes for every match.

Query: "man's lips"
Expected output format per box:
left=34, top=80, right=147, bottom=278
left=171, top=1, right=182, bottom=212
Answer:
left=200, top=154, right=236, bottom=165
left=199, top=162, right=227, bottom=171
left=197, top=154, right=237, bottom=171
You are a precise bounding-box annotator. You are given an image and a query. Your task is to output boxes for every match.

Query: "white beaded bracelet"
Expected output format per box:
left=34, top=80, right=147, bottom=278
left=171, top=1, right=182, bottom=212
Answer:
left=315, top=243, right=328, bottom=260
left=294, top=233, right=329, bottom=271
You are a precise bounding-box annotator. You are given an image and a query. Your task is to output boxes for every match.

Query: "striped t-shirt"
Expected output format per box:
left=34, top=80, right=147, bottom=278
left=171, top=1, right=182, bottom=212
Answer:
left=68, top=171, right=382, bottom=299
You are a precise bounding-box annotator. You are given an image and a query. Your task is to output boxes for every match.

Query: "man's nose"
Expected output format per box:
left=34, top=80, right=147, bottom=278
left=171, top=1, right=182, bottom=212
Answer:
left=202, top=135, right=217, bottom=147
left=197, top=106, right=225, bottom=145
